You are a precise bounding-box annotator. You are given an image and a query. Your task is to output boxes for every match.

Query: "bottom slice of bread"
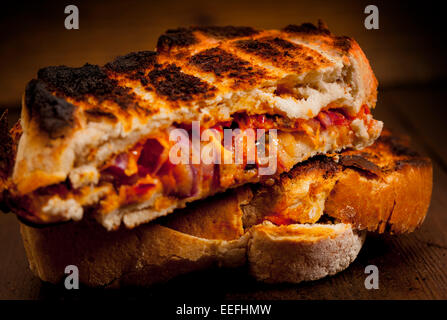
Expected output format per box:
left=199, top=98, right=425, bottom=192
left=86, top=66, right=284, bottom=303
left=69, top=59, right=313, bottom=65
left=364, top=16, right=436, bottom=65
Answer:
left=20, top=183, right=365, bottom=286
left=20, top=218, right=363, bottom=287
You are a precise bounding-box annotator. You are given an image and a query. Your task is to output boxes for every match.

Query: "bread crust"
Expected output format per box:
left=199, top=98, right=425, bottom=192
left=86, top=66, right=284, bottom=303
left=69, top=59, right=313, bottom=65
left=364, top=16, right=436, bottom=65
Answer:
left=20, top=218, right=361, bottom=286
left=248, top=223, right=365, bottom=283
left=20, top=217, right=248, bottom=287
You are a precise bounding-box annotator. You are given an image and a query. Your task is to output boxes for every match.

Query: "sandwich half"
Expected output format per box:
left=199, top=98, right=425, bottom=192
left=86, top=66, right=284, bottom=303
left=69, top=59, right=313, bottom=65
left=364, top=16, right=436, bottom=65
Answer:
left=19, top=130, right=432, bottom=286
left=3, top=22, right=382, bottom=230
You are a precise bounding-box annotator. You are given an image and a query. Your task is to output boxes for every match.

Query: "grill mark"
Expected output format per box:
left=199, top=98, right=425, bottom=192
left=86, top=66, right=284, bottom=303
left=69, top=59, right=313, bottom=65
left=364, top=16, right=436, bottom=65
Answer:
left=84, top=108, right=118, bottom=121
left=25, top=79, right=76, bottom=138
left=105, top=51, right=157, bottom=73
left=284, top=156, right=341, bottom=180
left=333, top=36, right=352, bottom=52
left=189, top=47, right=264, bottom=82
left=269, top=37, right=299, bottom=50
left=37, top=64, right=142, bottom=112
left=339, top=154, right=381, bottom=177
left=145, top=64, right=216, bottom=101
left=283, top=22, right=352, bottom=52
left=194, top=26, right=259, bottom=38
left=236, top=38, right=330, bottom=72
left=236, top=39, right=281, bottom=58
left=157, top=28, right=197, bottom=52
left=283, top=22, right=331, bottom=35
left=38, top=64, right=114, bottom=99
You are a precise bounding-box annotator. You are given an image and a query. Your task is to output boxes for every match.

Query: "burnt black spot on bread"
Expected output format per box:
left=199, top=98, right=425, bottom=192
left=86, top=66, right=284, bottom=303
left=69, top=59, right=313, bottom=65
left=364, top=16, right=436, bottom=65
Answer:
left=157, top=28, right=197, bottom=52
left=38, top=64, right=112, bottom=99
left=284, top=22, right=352, bottom=53
left=105, top=51, right=157, bottom=73
left=339, top=154, right=381, bottom=177
left=283, top=22, right=331, bottom=36
left=85, top=108, right=118, bottom=121
left=268, top=37, right=299, bottom=50
left=333, top=36, right=352, bottom=52
left=236, top=37, right=329, bottom=72
left=236, top=39, right=281, bottom=58
left=194, top=26, right=259, bottom=38
left=25, top=79, right=76, bottom=138
left=189, top=47, right=263, bottom=82
left=286, top=155, right=340, bottom=180
left=37, top=64, right=142, bottom=112
left=146, top=64, right=215, bottom=101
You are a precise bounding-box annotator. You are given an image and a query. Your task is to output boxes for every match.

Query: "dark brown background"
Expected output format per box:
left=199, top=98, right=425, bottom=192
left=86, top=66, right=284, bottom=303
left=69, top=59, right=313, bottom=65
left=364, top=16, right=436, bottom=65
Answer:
left=1, top=0, right=447, bottom=300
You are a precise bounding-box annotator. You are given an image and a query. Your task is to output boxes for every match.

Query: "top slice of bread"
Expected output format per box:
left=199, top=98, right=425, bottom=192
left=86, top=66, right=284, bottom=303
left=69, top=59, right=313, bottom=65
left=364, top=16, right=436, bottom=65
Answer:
left=14, top=22, right=377, bottom=196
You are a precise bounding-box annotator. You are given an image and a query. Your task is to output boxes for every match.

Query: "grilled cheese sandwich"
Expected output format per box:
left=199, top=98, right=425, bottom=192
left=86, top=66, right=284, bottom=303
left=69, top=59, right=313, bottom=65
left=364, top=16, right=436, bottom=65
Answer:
left=5, top=22, right=382, bottom=229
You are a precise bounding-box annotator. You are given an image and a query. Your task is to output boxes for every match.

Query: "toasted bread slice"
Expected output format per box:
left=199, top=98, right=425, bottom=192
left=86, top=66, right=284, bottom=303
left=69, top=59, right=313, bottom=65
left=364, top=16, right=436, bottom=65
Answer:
left=242, top=129, right=432, bottom=233
left=20, top=191, right=362, bottom=287
left=20, top=190, right=250, bottom=287
left=19, top=130, right=431, bottom=286
left=8, top=22, right=382, bottom=229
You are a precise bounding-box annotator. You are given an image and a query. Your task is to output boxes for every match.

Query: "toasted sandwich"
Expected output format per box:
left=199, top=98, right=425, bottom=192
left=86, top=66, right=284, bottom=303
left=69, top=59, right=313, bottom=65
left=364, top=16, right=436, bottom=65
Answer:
left=19, top=129, right=432, bottom=286
left=2, top=22, right=382, bottom=230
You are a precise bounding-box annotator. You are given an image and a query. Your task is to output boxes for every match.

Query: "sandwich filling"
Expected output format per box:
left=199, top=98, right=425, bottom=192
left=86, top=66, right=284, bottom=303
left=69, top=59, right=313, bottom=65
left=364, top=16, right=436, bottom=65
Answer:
left=8, top=104, right=381, bottom=230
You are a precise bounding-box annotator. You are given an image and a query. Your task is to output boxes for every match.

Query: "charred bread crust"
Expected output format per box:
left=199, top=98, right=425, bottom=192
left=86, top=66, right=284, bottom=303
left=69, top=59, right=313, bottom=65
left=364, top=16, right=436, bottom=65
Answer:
left=24, top=79, right=77, bottom=138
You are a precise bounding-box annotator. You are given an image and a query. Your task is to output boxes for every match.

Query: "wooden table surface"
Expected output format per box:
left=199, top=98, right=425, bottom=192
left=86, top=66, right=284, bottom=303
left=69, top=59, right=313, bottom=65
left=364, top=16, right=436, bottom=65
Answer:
left=1, top=86, right=446, bottom=300
left=1, top=0, right=447, bottom=300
